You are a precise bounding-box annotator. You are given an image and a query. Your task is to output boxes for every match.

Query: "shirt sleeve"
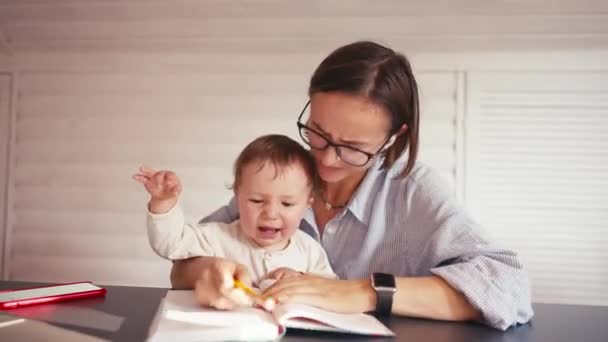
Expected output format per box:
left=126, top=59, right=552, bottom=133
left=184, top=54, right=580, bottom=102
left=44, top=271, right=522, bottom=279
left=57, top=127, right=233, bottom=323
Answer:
left=404, top=168, right=534, bottom=330
left=199, top=196, right=239, bottom=224
left=147, top=203, right=216, bottom=260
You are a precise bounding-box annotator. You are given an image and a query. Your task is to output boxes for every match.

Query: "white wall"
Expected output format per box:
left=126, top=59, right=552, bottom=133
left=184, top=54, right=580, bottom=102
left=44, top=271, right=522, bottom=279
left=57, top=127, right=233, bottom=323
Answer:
left=0, top=0, right=607, bottom=306
left=0, top=73, right=11, bottom=279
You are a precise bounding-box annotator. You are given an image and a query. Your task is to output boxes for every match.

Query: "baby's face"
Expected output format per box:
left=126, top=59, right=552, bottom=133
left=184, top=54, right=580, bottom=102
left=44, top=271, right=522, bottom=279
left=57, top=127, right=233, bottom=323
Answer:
left=236, top=162, right=312, bottom=251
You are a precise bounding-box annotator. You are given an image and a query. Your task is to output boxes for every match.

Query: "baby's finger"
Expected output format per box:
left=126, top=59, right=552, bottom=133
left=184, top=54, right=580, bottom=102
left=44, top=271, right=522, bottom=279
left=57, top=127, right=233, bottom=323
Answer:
left=153, top=171, right=166, bottom=187
left=132, top=174, right=148, bottom=184
left=164, top=171, right=178, bottom=185
left=139, top=165, right=157, bottom=177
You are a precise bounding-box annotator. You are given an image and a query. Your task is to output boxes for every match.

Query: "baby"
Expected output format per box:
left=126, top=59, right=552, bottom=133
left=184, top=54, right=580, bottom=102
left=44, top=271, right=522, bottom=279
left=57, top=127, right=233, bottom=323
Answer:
left=134, top=134, right=335, bottom=287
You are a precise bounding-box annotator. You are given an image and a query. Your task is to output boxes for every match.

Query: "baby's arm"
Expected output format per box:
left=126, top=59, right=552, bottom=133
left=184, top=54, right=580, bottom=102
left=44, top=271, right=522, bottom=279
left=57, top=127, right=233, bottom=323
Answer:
left=134, top=165, right=213, bottom=259
left=147, top=203, right=215, bottom=260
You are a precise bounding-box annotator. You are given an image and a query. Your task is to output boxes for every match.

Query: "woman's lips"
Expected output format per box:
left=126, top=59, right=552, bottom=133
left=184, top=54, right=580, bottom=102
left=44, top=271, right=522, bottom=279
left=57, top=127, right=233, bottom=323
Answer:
left=318, top=164, right=341, bottom=174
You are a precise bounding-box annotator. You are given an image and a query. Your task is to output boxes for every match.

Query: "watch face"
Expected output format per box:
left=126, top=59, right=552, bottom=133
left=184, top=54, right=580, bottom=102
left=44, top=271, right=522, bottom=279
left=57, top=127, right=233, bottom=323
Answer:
left=373, top=273, right=396, bottom=288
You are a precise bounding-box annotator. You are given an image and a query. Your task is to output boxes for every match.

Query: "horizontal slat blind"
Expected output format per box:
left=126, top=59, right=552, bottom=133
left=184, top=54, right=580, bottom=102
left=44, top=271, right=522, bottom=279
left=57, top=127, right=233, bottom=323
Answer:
left=466, top=71, right=608, bottom=306
left=8, top=68, right=457, bottom=287
left=0, top=74, right=11, bottom=279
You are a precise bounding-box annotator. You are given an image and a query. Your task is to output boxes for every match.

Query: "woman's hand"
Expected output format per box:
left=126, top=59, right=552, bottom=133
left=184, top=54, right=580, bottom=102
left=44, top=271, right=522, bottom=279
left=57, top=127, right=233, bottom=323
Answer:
left=194, top=257, right=255, bottom=310
left=172, top=257, right=254, bottom=310
left=261, top=274, right=375, bottom=313
left=132, top=165, right=182, bottom=214
left=265, top=267, right=302, bottom=281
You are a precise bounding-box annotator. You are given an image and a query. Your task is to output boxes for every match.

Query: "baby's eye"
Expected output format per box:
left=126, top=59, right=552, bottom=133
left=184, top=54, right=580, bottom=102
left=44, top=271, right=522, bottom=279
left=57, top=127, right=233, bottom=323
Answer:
left=281, top=202, right=295, bottom=207
left=249, top=199, right=263, bottom=204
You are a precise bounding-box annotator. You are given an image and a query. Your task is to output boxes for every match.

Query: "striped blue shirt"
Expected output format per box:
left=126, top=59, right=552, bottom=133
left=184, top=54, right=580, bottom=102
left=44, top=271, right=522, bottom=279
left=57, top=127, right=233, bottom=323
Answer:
left=200, top=155, right=533, bottom=330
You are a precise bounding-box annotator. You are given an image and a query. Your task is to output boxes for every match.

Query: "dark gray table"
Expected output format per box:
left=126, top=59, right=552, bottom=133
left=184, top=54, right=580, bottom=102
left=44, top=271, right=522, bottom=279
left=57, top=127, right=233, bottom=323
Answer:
left=1, top=281, right=607, bottom=342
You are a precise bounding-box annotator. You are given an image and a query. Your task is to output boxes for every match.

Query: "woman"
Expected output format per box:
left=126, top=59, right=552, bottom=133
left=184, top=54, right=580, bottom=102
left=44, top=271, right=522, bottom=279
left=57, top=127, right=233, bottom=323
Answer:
left=170, top=41, right=533, bottom=330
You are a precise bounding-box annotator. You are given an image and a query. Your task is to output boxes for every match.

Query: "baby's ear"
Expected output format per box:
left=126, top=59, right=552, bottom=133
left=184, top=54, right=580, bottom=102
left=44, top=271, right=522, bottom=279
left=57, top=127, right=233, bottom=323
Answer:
left=307, top=196, right=314, bottom=208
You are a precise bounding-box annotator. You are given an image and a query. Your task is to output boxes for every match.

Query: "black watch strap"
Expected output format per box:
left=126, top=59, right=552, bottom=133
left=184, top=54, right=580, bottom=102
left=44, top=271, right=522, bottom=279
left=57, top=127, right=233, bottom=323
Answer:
left=375, top=287, right=393, bottom=316
left=371, top=273, right=396, bottom=317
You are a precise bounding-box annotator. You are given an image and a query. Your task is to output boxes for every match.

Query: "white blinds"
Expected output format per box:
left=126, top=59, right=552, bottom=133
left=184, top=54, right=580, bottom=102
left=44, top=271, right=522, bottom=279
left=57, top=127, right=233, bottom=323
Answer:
left=0, top=74, right=11, bottom=278
left=466, top=71, right=608, bottom=305
left=7, top=70, right=458, bottom=287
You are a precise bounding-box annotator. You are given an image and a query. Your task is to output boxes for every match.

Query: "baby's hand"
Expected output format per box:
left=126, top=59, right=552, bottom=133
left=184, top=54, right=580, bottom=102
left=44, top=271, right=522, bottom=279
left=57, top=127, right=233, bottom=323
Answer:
left=133, top=165, right=182, bottom=213
left=265, top=267, right=303, bottom=281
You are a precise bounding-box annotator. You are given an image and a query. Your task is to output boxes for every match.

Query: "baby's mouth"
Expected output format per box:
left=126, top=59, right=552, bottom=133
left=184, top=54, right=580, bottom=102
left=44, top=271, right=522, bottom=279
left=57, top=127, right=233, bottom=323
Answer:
left=258, top=226, right=281, bottom=233
left=257, top=226, right=283, bottom=239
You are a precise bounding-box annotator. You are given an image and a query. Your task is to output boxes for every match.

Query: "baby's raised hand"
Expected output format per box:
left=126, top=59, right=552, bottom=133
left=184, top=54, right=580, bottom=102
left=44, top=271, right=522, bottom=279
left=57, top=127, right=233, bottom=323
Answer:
left=133, top=165, right=182, bottom=200
left=133, top=165, right=182, bottom=213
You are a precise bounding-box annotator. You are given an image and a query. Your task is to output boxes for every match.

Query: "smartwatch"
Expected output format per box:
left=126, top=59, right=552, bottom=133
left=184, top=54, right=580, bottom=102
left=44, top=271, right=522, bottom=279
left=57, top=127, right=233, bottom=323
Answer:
left=371, top=273, right=396, bottom=316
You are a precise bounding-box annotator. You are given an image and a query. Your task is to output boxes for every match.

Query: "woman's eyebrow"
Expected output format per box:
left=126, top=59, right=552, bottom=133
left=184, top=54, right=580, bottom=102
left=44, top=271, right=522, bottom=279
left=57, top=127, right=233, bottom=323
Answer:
left=310, top=120, right=368, bottom=146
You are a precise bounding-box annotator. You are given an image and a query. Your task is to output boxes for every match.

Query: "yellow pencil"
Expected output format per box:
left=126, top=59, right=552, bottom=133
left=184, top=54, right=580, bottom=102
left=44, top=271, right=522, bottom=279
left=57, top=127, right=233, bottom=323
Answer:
left=233, top=279, right=276, bottom=310
left=233, top=279, right=260, bottom=298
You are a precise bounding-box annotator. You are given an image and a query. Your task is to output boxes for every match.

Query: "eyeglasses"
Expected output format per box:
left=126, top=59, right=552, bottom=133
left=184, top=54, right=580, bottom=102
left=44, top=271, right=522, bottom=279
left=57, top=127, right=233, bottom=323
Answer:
left=296, top=100, right=392, bottom=167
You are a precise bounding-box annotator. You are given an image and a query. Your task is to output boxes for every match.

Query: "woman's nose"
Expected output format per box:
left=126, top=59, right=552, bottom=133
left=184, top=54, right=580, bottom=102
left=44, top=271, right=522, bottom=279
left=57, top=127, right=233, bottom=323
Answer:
left=320, top=145, right=341, bottom=166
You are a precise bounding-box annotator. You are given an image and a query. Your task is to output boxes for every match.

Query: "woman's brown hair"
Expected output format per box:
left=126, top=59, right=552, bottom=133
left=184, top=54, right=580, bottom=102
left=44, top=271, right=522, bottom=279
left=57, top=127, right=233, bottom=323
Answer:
left=309, top=41, right=420, bottom=178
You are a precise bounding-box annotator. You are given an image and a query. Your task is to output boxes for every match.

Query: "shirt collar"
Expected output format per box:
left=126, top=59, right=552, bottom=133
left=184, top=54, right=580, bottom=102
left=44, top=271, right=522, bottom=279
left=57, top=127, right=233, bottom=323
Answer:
left=347, top=152, right=410, bottom=225
left=301, top=153, right=409, bottom=228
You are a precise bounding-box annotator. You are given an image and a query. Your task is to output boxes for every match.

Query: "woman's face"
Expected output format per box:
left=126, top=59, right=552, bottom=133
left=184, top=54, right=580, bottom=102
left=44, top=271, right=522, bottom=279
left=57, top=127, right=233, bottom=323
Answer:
left=307, top=92, right=392, bottom=183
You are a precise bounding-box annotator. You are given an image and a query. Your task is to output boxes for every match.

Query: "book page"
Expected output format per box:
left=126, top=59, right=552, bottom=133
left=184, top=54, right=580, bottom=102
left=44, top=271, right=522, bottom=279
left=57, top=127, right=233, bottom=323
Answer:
left=148, top=290, right=281, bottom=342
left=273, top=303, right=394, bottom=336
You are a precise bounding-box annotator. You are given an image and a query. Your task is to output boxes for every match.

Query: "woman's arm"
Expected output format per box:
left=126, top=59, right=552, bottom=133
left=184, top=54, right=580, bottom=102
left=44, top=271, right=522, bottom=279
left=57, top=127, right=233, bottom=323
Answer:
left=168, top=196, right=239, bottom=288
left=261, top=274, right=479, bottom=322
left=198, top=196, right=239, bottom=224
left=170, top=256, right=254, bottom=310
left=402, top=167, right=533, bottom=329
left=357, top=276, right=481, bottom=321
left=170, top=257, right=213, bottom=289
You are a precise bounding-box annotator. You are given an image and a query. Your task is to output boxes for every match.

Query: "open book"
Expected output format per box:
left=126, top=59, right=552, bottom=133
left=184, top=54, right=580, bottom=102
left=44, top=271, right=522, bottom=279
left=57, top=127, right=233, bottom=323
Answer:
left=148, top=290, right=394, bottom=341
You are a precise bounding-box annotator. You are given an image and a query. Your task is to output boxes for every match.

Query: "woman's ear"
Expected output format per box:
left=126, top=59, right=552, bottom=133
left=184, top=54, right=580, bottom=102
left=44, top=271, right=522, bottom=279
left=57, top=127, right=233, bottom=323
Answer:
left=382, top=124, right=408, bottom=151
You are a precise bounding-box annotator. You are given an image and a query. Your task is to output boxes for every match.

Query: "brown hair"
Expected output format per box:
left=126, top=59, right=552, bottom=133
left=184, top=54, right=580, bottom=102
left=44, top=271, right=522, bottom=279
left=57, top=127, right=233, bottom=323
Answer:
left=232, top=134, right=319, bottom=192
left=308, top=41, right=419, bottom=178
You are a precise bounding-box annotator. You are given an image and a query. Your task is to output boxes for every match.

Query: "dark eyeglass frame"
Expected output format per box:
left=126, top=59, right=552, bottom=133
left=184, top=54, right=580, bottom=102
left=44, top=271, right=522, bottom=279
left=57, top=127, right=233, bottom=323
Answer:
left=296, top=100, right=393, bottom=167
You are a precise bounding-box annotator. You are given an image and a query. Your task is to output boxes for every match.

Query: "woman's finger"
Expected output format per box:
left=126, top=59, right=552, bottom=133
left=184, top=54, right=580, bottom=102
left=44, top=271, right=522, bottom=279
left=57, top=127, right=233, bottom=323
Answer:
left=265, top=268, right=282, bottom=280
left=224, top=288, right=253, bottom=307
left=194, top=278, right=223, bottom=308
left=233, top=264, right=253, bottom=288
left=198, top=282, right=237, bottom=310
left=274, top=292, right=318, bottom=306
left=195, top=264, right=239, bottom=310
left=262, top=276, right=315, bottom=299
